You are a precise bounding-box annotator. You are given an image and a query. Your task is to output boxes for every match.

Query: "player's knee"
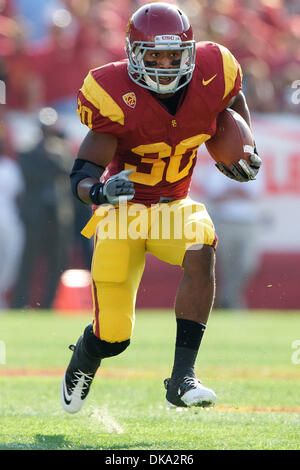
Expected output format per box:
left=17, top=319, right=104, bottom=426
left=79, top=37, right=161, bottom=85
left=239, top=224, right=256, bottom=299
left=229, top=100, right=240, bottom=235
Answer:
left=83, top=324, right=130, bottom=359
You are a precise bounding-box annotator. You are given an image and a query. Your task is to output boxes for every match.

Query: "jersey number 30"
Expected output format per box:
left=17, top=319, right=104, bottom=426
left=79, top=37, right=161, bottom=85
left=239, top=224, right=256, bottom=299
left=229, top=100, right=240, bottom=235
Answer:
left=127, top=134, right=210, bottom=186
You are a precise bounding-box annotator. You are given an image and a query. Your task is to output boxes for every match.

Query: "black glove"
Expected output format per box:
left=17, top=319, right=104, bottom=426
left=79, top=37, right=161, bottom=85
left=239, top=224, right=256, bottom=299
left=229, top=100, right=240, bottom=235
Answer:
left=215, top=149, right=262, bottom=182
left=89, top=169, right=135, bottom=205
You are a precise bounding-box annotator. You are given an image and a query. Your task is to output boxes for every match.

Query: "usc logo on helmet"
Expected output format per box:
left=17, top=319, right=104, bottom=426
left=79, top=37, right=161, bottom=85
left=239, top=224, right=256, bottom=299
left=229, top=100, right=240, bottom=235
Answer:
left=122, top=92, right=136, bottom=109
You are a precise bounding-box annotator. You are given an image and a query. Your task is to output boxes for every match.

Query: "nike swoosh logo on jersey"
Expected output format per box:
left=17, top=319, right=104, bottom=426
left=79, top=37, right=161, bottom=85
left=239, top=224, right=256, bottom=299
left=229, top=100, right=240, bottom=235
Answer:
left=202, top=74, right=217, bottom=86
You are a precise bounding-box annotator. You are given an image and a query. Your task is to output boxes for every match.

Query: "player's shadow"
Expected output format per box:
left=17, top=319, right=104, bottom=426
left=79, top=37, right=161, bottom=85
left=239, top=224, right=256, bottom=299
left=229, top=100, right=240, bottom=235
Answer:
left=39, top=436, right=169, bottom=450
left=0, top=435, right=71, bottom=450
left=33, top=435, right=158, bottom=450
left=0, top=435, right=169, bottom=451
left=33, top=434, right=72, bottom=449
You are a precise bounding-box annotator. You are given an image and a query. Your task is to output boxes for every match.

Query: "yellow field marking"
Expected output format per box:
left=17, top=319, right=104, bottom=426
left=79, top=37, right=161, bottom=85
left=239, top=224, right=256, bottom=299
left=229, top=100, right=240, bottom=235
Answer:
left=1, top=367, right=300, bottom=380
left=0, top=368, right=156, bottom=378
left=215, top=405, right=300, bottom=413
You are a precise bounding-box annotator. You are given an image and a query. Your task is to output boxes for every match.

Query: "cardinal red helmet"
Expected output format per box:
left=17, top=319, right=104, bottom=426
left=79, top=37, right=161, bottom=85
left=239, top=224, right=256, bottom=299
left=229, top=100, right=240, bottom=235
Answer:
left=126, top=2, right=195, bottom=94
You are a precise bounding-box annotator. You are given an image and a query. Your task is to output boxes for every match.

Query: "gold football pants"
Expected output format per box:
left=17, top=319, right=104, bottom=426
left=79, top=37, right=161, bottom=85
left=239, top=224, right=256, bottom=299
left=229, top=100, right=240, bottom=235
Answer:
left=81, top=199, right=217, bottom=343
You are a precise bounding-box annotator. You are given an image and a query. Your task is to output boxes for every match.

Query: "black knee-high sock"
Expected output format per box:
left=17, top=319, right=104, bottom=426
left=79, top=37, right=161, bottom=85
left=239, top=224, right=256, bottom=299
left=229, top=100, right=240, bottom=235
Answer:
left=170, top=318, right=206, bottom=382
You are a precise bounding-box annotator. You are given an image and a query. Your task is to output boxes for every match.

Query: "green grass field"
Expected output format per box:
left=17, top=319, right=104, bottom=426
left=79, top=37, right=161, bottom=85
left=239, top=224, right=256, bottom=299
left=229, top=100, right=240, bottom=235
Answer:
left=0, top=309, right=300, bottom=451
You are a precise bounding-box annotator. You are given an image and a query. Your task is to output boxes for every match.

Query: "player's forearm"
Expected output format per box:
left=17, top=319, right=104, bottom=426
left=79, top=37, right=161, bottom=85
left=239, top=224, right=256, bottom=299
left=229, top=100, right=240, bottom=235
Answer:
left=229, top=91, right=252, bottom=130
left=70, top=131, right=118, bottom=205
left=77, top=178, right=99, bottom=204
left=73, top=169, right=135, bottom=206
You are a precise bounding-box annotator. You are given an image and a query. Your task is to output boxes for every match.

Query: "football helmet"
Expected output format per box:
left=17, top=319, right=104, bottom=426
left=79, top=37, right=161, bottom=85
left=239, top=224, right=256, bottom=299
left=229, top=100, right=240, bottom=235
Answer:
left=126, top=2, right=196, bottom=94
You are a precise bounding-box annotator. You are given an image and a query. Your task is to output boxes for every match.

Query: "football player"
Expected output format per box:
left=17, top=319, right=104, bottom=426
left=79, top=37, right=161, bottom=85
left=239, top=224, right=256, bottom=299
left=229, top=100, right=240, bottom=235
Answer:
left=61, top=2, right=261, bottom=412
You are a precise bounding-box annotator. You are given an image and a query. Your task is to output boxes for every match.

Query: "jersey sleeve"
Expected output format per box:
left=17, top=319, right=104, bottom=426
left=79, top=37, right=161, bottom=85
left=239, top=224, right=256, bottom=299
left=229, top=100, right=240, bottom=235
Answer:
left=216, top=44, right=243, bottom=105
left=77, top=68, right=125, bottom=137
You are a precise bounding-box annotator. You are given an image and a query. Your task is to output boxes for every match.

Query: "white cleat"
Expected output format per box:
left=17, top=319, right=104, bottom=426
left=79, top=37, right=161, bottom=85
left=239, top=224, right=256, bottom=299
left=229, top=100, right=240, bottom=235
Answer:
left=60, top=338, right=101, bottom=414
left=61, top=369, right=95, bottom=414
left=164, top=377, right=216, bottom=408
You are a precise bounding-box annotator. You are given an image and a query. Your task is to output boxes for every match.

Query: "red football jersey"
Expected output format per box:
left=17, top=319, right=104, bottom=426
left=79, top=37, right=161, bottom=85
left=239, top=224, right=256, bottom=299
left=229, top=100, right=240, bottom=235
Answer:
left=77, top=41, right=242, bottom=205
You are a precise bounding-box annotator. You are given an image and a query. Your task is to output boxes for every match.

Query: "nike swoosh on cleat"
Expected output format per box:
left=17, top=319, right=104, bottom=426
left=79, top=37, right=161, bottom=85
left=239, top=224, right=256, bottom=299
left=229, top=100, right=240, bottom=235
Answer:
left=62, top=378, right=72, bottom=405
left=202, top=74, right=217, bottom=86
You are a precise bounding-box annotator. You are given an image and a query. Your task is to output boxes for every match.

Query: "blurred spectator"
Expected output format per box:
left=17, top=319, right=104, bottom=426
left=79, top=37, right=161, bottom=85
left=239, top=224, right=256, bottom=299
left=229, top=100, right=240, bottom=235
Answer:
left=13, top=0, right=65, bottom=43
left=0, top=0, right=16, bottom=17
left=0, top=119, right=24, bottom=309
left=242, top=58, right=277, bottom=113
left=72, top=0, right=127, bottom=71
left=0, top=62, right=16, bottom=158
left=12, top=110, right=75, bottom=309
left=0, top=16, right=43, bottom=111
left=200, top=162, right=263, bottom=310
left=29, top=21, right=86, bottom=112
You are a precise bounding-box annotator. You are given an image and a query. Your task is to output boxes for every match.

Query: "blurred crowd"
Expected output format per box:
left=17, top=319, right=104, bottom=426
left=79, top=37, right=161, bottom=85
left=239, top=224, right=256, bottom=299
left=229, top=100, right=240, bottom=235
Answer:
left=0, top=0, right=299, bottom=310
left=1, top=0, right=299, bottom=114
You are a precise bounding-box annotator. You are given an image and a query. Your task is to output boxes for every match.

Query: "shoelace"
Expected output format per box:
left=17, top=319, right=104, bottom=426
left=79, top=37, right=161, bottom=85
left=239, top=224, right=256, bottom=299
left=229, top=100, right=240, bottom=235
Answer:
left=179, top=377, right=200, bottom=396
left=181, top=377, right=197, bottom=387
left=164, top=377, right=199, bottom=393
left=66, top=345, right=95, bottom=398
left=69, top=370, right=94, bottom=398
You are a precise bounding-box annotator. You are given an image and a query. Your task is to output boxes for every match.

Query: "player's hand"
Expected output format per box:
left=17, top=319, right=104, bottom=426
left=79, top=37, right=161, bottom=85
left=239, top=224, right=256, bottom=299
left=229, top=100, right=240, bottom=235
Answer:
left=103, top=169, right=135, bottom=204
left=215, top=152, right=262, bottom=182
left=89, top=169, right=135, bottom=205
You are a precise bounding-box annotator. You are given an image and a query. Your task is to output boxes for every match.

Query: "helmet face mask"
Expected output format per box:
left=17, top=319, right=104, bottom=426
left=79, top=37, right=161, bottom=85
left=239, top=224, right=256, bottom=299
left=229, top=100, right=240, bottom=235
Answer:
left=127, top=37, right=196, bottom=94
left=125, top=3, right=196, bottom=94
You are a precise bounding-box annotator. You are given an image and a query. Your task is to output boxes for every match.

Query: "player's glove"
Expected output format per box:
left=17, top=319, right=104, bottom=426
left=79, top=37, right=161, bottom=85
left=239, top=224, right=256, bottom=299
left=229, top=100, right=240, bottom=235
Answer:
left=89, top=169, right=135, bottom=205
left=215, top=150, right=262, bottom=182
left=215, top=143, right=261, bottom=182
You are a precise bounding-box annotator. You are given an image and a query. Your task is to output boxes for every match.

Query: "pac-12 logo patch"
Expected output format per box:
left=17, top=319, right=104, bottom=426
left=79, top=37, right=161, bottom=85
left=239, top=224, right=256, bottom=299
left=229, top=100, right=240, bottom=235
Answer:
left=122, top=92, right=136, bottom=109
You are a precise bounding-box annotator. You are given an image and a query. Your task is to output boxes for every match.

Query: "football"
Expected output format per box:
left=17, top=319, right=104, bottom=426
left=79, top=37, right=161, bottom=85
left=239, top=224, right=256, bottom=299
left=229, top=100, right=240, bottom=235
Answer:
left=205, top=108, right=255, bottom=168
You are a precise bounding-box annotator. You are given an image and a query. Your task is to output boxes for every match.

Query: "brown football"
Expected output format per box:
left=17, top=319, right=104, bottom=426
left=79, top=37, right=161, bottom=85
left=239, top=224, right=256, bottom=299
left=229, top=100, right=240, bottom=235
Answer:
left=205, top=108, right=255, bottom=168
